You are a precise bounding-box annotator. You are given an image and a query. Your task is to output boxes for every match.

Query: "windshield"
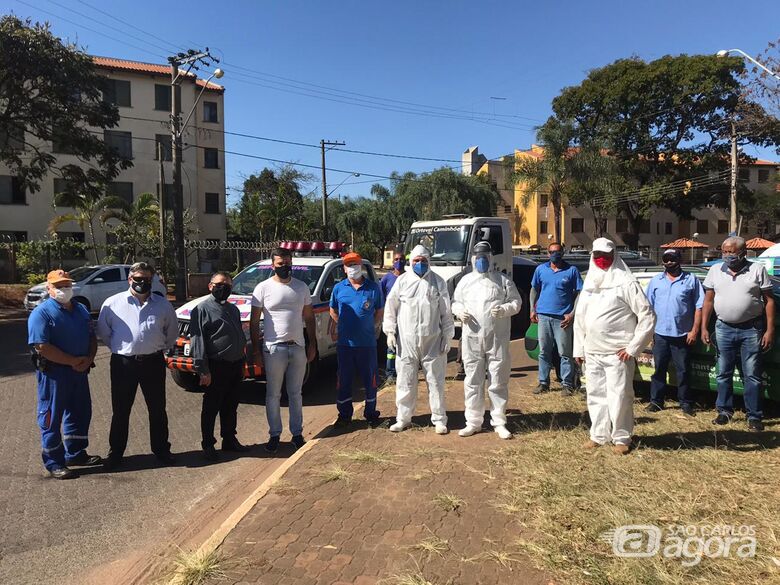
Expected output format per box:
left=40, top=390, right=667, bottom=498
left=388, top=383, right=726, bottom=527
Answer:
left=68, top=266, right=102, bottom=282
left=405, top=225, right=472, bottom=264
left=231, top=264, right=324, bottom=296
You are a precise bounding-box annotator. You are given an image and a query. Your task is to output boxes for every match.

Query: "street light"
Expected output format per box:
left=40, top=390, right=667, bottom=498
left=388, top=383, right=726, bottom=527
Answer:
left=691, top=232, right=700, bottom=265
left=716, top=49, right=780, bottom=80
left=327, top=172, right=360, bottom=198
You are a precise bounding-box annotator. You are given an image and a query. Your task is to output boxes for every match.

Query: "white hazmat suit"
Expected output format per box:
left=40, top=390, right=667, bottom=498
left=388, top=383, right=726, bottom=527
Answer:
left=452, top=247, right=522, bottom=439
left=573, top=238, right=655, bottom=447
left=383, top=245, right=455, bottom=433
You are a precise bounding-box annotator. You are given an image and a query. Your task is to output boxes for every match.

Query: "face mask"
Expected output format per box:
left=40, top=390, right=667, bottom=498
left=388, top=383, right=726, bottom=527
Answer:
left=211, top=283, right=232, bottom=302
left=392, top=260, right=405, bottom=271
left=274, top=265, right=292, bottom=279
left=723, top=254, right=745, bottom=270
left=593, top=256, right=613, bottom=271
left=346, top=265, right=362, bottom=280
left=664, top=261, right=681, bottom=275
left=550, top=251, right=563, bottom=265
left=131, top=278, right=152, bottom=295
left=475, top=256, right=490, bottom=274
left=52, top=286, right=73, bottom=304
left=413, top=261, right=429, bottom=277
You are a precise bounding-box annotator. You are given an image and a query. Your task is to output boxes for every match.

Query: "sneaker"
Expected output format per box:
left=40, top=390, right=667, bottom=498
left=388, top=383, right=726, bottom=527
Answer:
left=748, top=419, right=765, bottom=432
left=222, top=439, right=250, bottom=452
left=334, top=416, right=352, bottom=428
left=202, top=446, right=219, bottom=461
left=434, top=424, right=449, bottom=435
left=582, top=440, right=601, bottom=449
left=533, top=383, right=549, bottom=395
left=365, top=410, right=381, bottom=422
left=458, top=425, right=481, bottom=437
left=494, top=425, right=513, bottom=440
left=265, top=436, right=281, bottom=453
left=712, top=413, right=731, bottom=426
left=389, top=421, right=408, bottom=432
left=291, top=435, right=306, bottom=450
left=561, top=386, right=574, bottom=397
left=645, top=402, right=663, bottom=412
left=612, top=443, right=631, bottom=455
left=681, top=405, right=696, bottom=417
left=49, top=466, right=79, bottom=480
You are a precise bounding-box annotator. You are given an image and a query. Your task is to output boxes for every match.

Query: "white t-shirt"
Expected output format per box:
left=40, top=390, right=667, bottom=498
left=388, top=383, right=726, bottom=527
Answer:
left=251, top=277, right=312, bottom=347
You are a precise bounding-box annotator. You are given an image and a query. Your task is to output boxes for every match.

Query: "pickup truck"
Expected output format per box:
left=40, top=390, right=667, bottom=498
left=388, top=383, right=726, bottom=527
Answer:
left=167, top=254, right=378, bottom=392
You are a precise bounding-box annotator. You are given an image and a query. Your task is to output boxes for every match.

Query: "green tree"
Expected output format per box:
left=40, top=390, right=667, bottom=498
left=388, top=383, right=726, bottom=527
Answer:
left=101, top=192, right=159, bottom=262
left=49, top=188, right=117, bottom=264
left=0, top=16, right=130, bottom=195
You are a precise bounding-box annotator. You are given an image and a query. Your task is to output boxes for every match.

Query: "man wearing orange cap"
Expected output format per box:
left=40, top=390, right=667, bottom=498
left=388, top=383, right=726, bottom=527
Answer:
left=329, top=252, right=384, bottom=426
left=27, top=270, right=100, bottom=479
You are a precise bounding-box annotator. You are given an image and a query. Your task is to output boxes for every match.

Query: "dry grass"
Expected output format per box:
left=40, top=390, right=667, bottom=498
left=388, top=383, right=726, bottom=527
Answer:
left=408, top=534, right=450, bottom=559
left=432, top=493, right=464, bottom=513
left=167, top=547, right=225, bottom=585
left=465, top=549, right=524, bottom=570
left=269, top=479, right=302, bottom=495
left=380, top=571, right=437, bottom=585
left=316, top=465, right=352, bottom=484
left=336, top=448, right=395, bottom=465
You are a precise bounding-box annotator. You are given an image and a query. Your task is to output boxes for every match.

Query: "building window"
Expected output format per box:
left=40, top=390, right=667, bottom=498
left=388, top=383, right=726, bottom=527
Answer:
left=0, top=125, right=24, bottom=151
left=52, top=125, right=76, bottom=154
left=155, top=134, right=172, bottom=161
left=665, top=222, right=673, bottom=235
left=203, top=101, right=218, bottom=123
left=102, top=79, right=131, bottom=107
left=56, top=231, right=86, bottom=259
left=539, top=221, right=548, bottom=234
left=0, top=176, right=26, bottom=205
left=616, top=218, right=629, bottom=233
left=107, top=182, right=134, bottom=205
left=696, top=219, right=709, bottom=234
left=738, top=168, right=750, bottom=182
left=204, top=148, right=219, bottom=169
left=205, top=192, right=220, bottom=214
left=717, top=219, right=729, bottom=234
left=504, top=204, right=512, bottom=214
left=758, top=169, right=770, bottom=183
left=104, top=130, right=133, bottom=160
left=157, top=183, right=176, bottom=209
left=539, top=193, right=549, bottom=208
left=639, top=219, right=651, bottom=233
left=571, top=217, right=584, bottom=233
left=656, top=222, right=660, bottom=235
left=154, top=84, right=170, bottom=111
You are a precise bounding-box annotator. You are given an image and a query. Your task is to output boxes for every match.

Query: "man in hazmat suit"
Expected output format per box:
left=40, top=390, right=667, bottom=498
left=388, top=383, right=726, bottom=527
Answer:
left=452, top=242, right=522, bottom=439
left=383, top=245, right=455, bottom=434
left=573, top=238, right=655, bottom=454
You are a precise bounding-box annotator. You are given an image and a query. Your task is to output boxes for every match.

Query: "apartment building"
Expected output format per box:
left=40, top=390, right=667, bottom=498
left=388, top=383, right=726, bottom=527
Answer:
left=0, top=56, right=226, bottom=268
left=465, top=144, right=779, bottom=255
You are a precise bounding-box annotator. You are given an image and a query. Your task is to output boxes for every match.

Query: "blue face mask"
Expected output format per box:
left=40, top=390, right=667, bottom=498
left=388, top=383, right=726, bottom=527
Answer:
left=393, top=260, right=405, bottom=271
left=475, top=256, right=490, bottom=274
left=723, top=253, right=745, bottom=270
left=413, top=261, right=428, bottom=277
left=550, top=251, right=563, bottom=265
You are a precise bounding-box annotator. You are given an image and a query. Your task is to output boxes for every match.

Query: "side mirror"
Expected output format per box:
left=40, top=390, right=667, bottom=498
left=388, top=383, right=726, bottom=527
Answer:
left=322, top=287, right=334, bottom=302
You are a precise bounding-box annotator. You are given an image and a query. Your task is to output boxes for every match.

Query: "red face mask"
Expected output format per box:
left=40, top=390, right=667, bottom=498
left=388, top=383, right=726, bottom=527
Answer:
left=593, top=256, right=614, bottom=270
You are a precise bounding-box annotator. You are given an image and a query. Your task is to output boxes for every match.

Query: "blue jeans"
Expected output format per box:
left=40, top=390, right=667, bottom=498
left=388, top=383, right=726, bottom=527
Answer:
left=538, top=314, right=575, bottom=388
left=337, top=345, right=379, bottom=420
left=264, top=343, right=307, bottom=438
left=714, top=320, right=764, bottom=421
left=650, top=334, right=693, bottom=408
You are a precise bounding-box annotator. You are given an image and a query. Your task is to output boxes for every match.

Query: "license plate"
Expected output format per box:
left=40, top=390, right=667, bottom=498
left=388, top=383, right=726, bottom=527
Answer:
left=183, top=343, right=191, bottom=357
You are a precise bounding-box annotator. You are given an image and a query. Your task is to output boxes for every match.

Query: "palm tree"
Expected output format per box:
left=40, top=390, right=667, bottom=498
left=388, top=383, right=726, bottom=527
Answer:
left=49, top=188, right=114, bottom=265
left=100, top=192, right=159, bottom=263
left=511, top=117, right=576, bottom=244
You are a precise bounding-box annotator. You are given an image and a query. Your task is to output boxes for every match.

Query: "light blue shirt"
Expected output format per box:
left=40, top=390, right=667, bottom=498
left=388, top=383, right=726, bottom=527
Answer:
left=646, top=271, right=705, bottom=337
left=97, top=290, right=178, bottom=355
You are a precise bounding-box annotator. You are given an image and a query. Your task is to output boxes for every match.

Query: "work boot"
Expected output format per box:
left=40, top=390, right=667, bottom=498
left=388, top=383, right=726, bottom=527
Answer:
left=561, top=386, right=574, bottom=397
left=434, top=424, right=449, bottom=435
left=67, top=453, right=103, bottom=466
left=49, top=466, right=79, bottom=480
left=533, top=383, right=549, bottom=395
left=291, top=435, right=306, bottom=450
left=202, top=446, right=219, bottom=462
left=334, top=416, right=352, bottom=429
left=494, top=425, right=512, bottom=440
left=645, top=402, right=663, bottom=413
left=712, top=413, right=731, bottom=426
left=582, top=440, right=601, bottom=449
left=265, top=436, right=281, bottom=453
left=612, top=443, right=631, bottom=455
left=681, top=404, right=696, bottom=417
left=222, top=439, right=250, bottom=452
left=458, top=425, right=481, bottom=437
left=748, top=419, right=765, bottom=432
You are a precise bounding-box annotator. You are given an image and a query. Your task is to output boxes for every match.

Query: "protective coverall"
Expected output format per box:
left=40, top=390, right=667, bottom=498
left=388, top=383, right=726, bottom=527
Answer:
left=383, top=245, right=454, bottom=432
left=452, top=247, right=522, bottom=439
left=573, top=239, right=655, bottom=446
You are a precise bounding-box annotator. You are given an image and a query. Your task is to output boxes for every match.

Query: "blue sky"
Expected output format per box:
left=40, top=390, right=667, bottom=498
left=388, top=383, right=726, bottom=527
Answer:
left=4, top=0, right=779, bottom=206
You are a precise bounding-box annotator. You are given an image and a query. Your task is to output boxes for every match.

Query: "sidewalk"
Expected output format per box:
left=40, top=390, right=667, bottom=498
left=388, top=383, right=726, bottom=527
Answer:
left=206, top=361, right=554, bottom=585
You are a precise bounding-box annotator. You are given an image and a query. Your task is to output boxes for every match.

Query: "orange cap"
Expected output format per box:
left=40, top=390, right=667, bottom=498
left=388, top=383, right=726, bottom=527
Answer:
left=342, top=252, right=362, bottom=266
left=46, top=269, right=73, bottom=285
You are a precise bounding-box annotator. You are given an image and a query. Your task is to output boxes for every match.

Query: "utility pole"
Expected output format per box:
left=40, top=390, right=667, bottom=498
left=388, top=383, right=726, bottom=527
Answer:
left=320, top=139, right=345, bottom=240
left=157, top=140, right=166, bottom=277
left=730, top=119, right=738, bottom=235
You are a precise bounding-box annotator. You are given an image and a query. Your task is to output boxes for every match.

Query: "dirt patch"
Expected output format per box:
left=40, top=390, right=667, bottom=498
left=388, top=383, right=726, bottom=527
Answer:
left=0, top=284, right=27, bottom=309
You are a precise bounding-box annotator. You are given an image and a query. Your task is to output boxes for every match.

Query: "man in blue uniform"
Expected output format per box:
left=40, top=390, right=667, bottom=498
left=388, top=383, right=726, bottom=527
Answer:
left=329, top=252, right=384, bottom=427
left=379, top=250, right=405, bottom=380
left=27, top=270, right=100, bottom=479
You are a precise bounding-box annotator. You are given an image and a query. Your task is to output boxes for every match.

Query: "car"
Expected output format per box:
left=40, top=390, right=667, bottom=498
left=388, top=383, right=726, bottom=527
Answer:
left=24, top=264, right=166, bottom=312
left=523, top=265, right=780, bottom=401
left=166, top=254, right=379, bottom=392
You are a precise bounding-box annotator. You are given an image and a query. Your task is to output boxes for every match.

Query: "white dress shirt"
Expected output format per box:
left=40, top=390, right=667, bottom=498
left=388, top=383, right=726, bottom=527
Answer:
left=97, top=290, right=178, bottom=356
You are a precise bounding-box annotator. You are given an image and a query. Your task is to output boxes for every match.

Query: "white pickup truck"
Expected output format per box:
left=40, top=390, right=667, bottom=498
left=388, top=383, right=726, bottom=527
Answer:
left=166, top=252, right=378, bottom=392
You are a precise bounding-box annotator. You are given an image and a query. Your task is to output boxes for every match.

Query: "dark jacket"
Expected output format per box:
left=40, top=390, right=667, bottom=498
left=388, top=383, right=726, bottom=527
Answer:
left=189, top=296, right=246, bottom=374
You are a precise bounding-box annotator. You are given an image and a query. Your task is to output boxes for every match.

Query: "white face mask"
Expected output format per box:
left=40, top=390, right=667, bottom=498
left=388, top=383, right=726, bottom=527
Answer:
left=346, top=265, right=363, bottom=279
left=52, top=286, right=73, bottom=304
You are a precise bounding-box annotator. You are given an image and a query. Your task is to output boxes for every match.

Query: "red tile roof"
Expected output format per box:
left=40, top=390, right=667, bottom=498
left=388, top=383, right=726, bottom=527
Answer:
left=745, top=237, right=776, bottom=250
left=660, top=237, right=708, bottom=249
left=92, top=56, right=224, bottom=92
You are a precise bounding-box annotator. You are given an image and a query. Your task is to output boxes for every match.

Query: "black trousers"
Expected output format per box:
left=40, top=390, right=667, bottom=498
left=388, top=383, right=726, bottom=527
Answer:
left=108, top=353, right=170, bottom=459
left=201, top=359, right=244, bottom=449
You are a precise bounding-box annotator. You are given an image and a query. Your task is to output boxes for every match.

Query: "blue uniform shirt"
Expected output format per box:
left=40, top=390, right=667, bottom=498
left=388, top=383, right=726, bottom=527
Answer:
left=531, top=261, right=583, bottom=317
left=28, top=298, right=92, bottom=357
left=380, top=271, right=399, bottom=300
left=646, top=270, right=705, bottom=337
left=330, top=278, right=384, bottom=347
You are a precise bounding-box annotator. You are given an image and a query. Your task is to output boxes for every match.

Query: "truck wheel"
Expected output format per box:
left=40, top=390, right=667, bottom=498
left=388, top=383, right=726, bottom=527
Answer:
left=170, top=369, right=203, bottom=393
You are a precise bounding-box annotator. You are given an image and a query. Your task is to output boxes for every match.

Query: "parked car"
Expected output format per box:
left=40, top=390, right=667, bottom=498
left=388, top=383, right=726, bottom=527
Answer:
left=24, top=264, right=166, bottom=312
left=167, top=254, right=379, bottom=392
left=523, top=265, right=780, bottom=401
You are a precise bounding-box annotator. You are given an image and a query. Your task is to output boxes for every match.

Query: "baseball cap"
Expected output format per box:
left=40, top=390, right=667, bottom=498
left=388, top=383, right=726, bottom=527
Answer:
left=342, top=252, right=362, bottom=265
left=46, top=269, right=73, bottom=285
left=592, top=238, right=615, bottom=253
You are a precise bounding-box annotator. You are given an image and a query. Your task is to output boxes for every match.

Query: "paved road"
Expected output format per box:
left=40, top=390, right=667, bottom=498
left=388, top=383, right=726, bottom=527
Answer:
left=0, top=315, right=351, bottom=585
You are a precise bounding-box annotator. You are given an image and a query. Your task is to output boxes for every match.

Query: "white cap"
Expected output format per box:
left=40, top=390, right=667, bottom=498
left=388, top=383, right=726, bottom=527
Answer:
left=592, top=237, right=615, bottom=253
left=410, top=244, right=431, bottom=260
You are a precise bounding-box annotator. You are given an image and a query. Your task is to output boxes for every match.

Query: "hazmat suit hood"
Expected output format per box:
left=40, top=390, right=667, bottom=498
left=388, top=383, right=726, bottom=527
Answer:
left=582, top=237, right=636, bottom=291
left=471, top=241, right=493, bottom=277
left=410, top=244, right=432, bottom=278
